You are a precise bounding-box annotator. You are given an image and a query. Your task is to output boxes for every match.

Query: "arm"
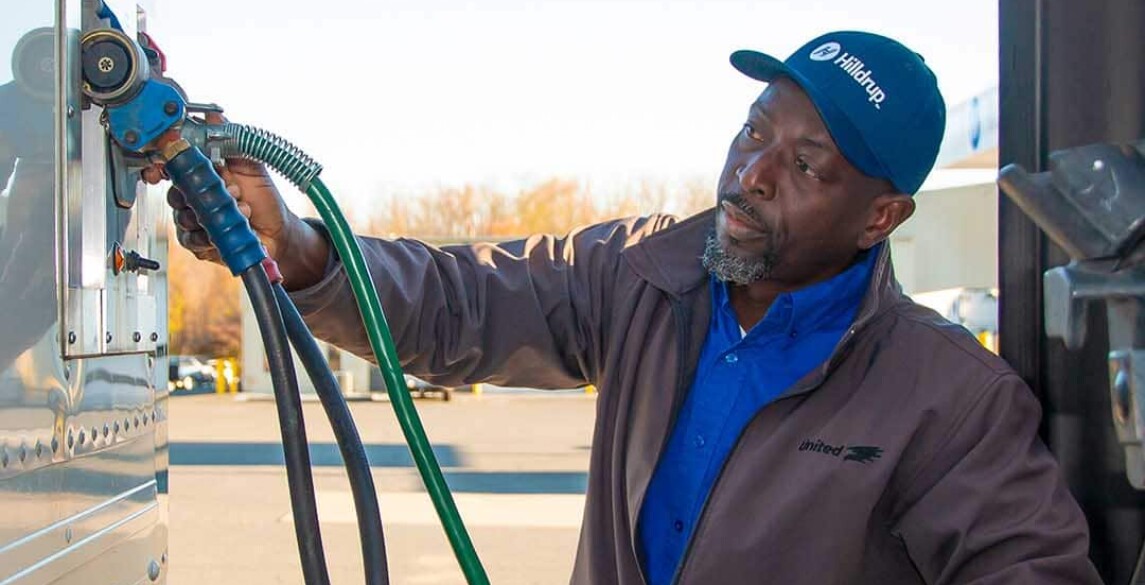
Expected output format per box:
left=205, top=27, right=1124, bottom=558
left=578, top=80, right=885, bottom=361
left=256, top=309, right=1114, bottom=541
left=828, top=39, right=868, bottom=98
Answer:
left=892, top=374, right=1102, bottom=584
left=160, top=134, right=669, bottom=389
left=288, top=218, right=651, bottom=390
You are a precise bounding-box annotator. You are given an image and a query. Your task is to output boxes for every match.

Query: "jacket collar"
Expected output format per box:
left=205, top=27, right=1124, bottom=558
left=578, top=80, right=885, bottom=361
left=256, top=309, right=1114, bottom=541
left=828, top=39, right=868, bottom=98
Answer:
left=622, top=208, right=905, bottom=338
left=621, top=209, right=716, bottom=299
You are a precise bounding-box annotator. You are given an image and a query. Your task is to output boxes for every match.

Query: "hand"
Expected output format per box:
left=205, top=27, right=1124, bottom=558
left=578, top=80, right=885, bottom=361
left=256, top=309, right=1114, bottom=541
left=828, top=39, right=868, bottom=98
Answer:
left=148, top=112, right=330, bottom=289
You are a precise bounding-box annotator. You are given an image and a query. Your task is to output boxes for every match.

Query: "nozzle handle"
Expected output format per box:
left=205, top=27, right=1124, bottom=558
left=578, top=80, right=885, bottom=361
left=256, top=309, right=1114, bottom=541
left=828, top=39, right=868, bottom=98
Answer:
left=164, top=141, right=266, bottom=275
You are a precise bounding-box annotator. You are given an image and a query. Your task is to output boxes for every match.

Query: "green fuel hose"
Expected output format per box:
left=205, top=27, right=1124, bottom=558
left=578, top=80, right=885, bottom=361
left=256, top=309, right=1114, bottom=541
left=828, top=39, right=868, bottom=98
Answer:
left=307, top=178, right=488, bottom=585
left=202, top=123, right=490, bottom=585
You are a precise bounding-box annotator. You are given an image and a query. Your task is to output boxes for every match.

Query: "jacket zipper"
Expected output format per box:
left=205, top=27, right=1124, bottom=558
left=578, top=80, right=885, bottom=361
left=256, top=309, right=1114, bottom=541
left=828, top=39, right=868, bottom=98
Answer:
left=632, top=298, right=694, bottom=585
left=662, top=245, right=895, bottom=583
left=668, top=325, right=865, bottom=584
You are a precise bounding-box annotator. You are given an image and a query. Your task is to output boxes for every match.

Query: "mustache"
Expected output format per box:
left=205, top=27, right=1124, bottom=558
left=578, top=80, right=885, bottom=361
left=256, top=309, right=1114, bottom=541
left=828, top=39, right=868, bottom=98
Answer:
left=718, top=192, right=763, bottom=223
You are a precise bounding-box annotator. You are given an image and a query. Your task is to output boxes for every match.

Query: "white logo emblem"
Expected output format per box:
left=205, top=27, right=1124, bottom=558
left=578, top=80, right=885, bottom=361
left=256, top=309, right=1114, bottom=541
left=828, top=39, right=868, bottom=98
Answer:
left=809, top=42, right=841, bottom=61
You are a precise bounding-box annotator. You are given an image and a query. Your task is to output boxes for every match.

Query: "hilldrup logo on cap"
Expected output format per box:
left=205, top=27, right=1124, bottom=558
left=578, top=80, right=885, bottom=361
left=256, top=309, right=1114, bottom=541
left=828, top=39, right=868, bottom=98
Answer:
left=809, top=42, right=841, bottom=61
left=810, top=42, right=887, bottom=110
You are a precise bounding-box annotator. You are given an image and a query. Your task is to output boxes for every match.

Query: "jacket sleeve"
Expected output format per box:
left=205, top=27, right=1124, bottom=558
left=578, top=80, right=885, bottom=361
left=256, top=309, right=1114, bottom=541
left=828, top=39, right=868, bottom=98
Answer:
left=286, top=217, right=668, bottom=390
left=892, top=373, right=1102, bottom=584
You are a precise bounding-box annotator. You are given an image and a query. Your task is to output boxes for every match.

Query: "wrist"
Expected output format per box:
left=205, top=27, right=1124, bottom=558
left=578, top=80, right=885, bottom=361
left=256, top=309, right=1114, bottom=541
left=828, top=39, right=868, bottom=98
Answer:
left=278, top=217, right=332, bottom=291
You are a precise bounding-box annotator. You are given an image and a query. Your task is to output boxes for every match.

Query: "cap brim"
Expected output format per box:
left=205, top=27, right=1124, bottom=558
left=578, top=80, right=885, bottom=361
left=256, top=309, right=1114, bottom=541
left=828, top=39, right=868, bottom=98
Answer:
left=730, top=50, right=789, bottom=82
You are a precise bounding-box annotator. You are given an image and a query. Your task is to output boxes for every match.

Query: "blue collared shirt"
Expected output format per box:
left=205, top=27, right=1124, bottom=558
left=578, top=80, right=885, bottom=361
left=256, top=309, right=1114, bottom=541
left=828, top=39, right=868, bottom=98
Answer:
left=637, top=247, right=879, bottom=585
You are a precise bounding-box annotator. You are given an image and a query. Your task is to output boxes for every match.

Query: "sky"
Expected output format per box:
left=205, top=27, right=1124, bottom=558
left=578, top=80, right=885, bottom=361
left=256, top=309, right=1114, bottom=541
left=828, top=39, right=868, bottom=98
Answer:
left=6, top=0, right=999, bottom=220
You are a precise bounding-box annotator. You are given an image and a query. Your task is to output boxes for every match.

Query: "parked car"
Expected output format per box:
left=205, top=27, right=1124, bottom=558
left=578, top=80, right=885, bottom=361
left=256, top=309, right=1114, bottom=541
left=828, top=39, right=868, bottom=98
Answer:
left=403, top=374, right=454, bottom=401
left=169, top=355, right=216, bottom=394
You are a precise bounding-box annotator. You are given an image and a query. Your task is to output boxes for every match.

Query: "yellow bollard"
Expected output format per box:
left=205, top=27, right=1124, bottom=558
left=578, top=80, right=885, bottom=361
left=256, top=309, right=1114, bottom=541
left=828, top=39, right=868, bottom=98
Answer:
left=584, top=384, right=597, bottom=395
left=471, top=383, right=483, bottom=397
left=215, top=360, right=226, bottom=394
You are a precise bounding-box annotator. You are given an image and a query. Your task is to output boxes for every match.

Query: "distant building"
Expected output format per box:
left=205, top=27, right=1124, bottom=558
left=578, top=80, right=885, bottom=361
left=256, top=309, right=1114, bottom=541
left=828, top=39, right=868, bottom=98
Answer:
left=239, top=291, right=375, bottom=396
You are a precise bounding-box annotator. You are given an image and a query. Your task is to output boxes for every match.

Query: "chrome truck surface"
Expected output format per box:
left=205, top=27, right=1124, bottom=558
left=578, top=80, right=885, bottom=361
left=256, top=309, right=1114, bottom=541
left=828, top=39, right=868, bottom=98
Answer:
left=0, top=0, right=169, bottom=583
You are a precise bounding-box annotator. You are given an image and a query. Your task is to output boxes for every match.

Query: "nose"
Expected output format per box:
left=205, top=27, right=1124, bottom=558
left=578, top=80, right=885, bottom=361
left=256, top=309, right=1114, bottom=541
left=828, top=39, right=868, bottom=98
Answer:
left=736, top=148, right=779, bottom=201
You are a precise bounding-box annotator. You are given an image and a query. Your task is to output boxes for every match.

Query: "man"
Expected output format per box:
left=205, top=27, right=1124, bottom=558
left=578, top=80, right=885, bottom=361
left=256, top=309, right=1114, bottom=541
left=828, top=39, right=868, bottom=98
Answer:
left=169, top=31, right=1101, bottom=584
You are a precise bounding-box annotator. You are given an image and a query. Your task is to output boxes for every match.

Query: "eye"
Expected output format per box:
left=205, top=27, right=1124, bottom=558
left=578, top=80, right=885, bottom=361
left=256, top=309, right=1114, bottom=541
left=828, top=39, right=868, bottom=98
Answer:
left=795, top=155, right=820, bottom=180
left=741, top=123, right=764, bottom=143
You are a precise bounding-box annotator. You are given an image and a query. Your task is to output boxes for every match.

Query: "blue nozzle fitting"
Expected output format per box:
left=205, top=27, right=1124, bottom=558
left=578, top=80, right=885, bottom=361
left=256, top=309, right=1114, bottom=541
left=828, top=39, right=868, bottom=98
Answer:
left=105, top=81, right=185, bottom=151
left=164, top=141, right=266, bottom=275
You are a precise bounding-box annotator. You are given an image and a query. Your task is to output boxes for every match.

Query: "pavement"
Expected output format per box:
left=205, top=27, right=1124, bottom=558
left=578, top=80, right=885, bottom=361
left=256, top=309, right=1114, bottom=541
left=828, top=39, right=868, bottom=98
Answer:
left=165, top=391, right=597, bottom=584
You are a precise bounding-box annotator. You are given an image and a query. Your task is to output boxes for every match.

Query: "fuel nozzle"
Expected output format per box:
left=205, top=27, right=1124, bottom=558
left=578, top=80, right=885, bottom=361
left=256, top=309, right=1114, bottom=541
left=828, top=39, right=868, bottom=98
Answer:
left=80, top=26, right=185, bottom=153
left=157, top=139, right=267, bottom=276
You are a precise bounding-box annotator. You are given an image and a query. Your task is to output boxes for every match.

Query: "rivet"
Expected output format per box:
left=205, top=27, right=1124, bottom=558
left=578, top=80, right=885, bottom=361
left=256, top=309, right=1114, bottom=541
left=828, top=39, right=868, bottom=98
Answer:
left=77, top=429, right=85, bottom=445
left=124, top=130, right=139, bottom=144
left=51, top=436, right=59, bottom=453
left=103, top=424, right=110, bottom=438
left=147, top=559, right=161, bottom=581
left=67, top=331, right=76, bottom=344
left=114, top=421, right=120, bottom=434
left=133, top=331, right=142, bottom=342
left=65, top=526, right=72, bottom=543
left=1, top=450, right=8, bottom=468
left=150, top=332, right=158, bottom=342
left=134, top=416, right=140, bottom=428
left=163, top=101, right=179, bottom=116
left=34, top=440, right=43, bottom=458
left=18, top=446, right=26, bottom=463
left=67, top=430, right=74, bottom=449
left=106, top=332, right=113, bottom=343
left=67, top=105, right=75, bottom=118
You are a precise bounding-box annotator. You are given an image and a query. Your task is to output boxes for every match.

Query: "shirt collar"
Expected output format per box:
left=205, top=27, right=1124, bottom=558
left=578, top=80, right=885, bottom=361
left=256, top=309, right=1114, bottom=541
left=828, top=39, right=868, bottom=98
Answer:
left=712, top=243, right=881, bottom=338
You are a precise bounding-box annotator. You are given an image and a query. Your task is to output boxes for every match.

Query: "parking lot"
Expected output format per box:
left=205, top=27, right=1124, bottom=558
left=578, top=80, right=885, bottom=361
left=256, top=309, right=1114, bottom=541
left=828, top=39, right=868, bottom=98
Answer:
left=165, top=391, right=597, bottom=584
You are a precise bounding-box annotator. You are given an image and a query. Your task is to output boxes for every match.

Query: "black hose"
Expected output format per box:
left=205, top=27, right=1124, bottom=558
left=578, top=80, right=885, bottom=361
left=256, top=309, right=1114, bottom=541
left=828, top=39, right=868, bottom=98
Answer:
left=242, top=265, right=331, bottom=585
left=274, top=283, right=390, bottom=585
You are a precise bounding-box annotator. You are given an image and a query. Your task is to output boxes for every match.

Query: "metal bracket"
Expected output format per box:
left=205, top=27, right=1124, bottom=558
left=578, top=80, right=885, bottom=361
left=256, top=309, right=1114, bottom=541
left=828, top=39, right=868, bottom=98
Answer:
left=1043, top=261, right=1145, bottom=488
left=1044, top=262, right=1145, bottom=350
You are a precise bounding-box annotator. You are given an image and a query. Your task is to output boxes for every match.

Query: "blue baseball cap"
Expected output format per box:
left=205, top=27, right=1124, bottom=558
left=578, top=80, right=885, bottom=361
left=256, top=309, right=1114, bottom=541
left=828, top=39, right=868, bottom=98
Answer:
left=731, top=31, right=946, bottom=195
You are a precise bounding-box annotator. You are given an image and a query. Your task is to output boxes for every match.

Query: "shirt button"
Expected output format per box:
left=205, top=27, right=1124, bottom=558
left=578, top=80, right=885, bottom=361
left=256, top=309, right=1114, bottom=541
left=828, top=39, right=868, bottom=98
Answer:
left=673, top=520, right=684, bottom=532
left=724, top=353, right=738, bottom=364
left=694, top=435, right=705, bottom=449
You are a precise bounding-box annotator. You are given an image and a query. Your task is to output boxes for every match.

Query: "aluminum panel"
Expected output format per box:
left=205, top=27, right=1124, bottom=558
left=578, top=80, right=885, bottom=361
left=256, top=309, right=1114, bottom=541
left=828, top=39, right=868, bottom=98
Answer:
left=0, top=1, right=168, bottom=582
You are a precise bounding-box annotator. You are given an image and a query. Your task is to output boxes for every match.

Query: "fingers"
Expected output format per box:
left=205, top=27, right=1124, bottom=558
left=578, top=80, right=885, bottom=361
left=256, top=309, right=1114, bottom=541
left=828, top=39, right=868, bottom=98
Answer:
left=193, top=248, right=223, bottom=264
left=173, top=207, right=201, bottom=232
left=166, top=184, right=187, bottom=208
left=176, top=223, right=214, bottom=252
left=223, top=157, right=268, bottom=177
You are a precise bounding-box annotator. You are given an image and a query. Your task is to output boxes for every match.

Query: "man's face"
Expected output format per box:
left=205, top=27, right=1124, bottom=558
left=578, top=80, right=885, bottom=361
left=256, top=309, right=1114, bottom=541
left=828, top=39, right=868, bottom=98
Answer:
left=708, top=77, right=891, bottom=287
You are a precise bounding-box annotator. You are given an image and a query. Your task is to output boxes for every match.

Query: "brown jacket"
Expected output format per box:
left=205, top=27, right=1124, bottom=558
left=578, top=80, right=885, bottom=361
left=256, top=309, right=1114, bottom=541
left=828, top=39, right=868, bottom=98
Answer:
left=291, top=210, right=1101, bottom=584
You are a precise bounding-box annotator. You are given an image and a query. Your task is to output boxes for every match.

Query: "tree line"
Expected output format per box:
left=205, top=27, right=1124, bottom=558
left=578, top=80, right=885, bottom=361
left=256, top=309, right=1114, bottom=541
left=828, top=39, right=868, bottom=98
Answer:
left=167, top=176, right=714, bottom=357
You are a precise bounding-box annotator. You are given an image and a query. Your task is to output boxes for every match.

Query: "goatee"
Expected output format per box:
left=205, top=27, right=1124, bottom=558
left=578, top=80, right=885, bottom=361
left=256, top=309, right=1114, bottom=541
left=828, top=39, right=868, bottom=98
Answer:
left=701, top=230, right=776, bottom=285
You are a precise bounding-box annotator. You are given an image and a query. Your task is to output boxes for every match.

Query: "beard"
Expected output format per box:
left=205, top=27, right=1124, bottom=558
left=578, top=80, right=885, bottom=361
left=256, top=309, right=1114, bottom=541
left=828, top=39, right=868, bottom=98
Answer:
left=702, top=192, right=779, bottom=285
left=702, top=230, right=777, bottom=285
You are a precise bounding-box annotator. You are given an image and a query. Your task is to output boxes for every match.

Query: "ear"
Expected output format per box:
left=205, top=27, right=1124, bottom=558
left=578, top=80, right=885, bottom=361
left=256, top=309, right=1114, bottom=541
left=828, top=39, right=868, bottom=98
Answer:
left=858, top=193, right=914, bottom=250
